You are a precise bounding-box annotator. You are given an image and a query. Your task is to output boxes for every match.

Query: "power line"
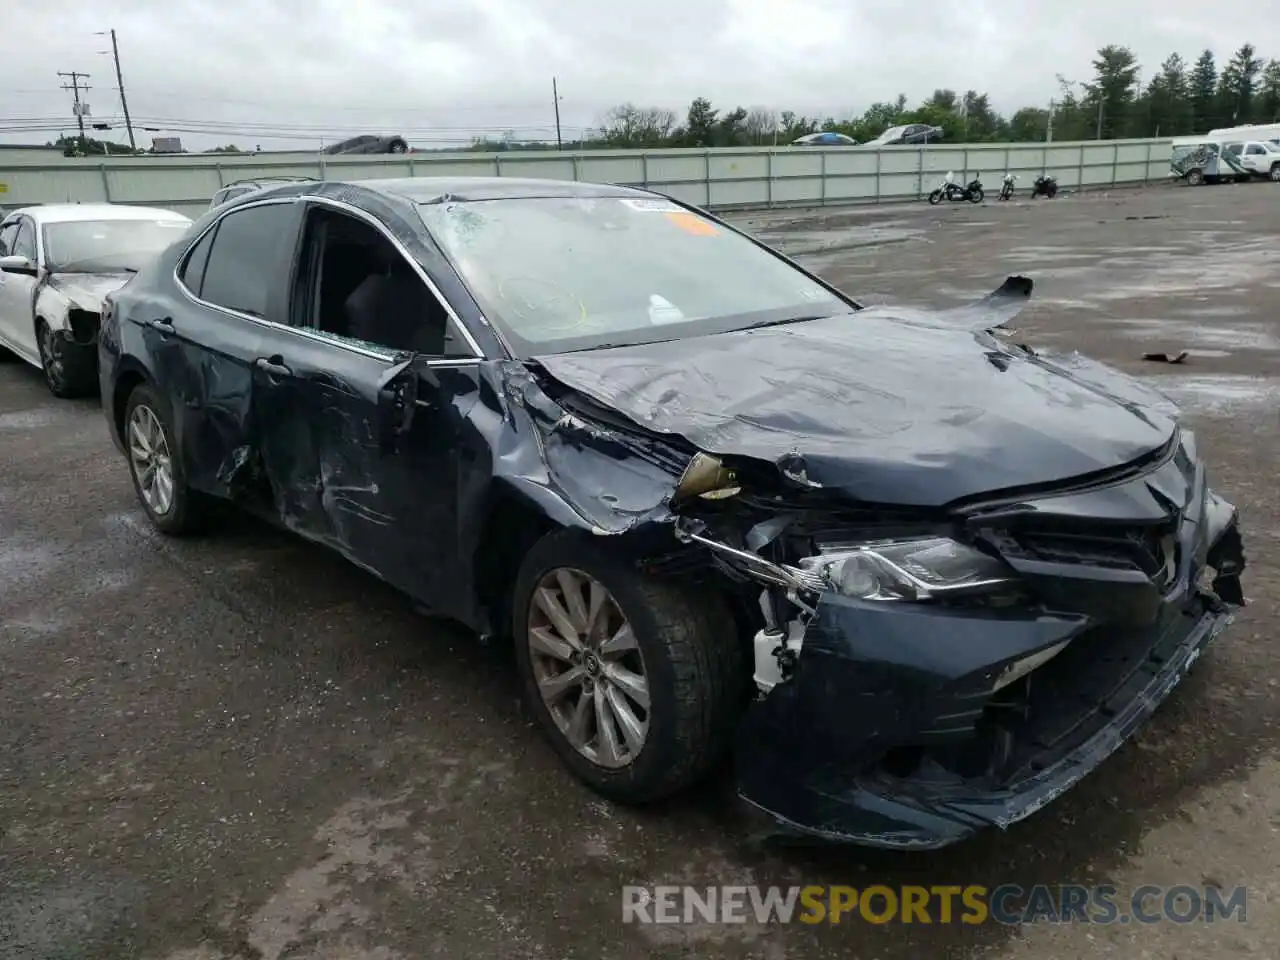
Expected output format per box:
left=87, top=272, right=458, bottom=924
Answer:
left=56, top=71, right=91, bottom=140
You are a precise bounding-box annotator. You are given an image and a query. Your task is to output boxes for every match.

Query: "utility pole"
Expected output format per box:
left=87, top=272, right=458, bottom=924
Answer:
left=57, top=71, right=91, bottom=144
left=552, top=77, right=563, bottom=150
left=105, top=30, right=136, bottom=150
left=1047, top=98, right=1055, bottom=143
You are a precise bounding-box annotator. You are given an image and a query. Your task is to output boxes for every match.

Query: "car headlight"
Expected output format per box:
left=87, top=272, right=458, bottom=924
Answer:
left=797, top=537, right=1017, bottom=602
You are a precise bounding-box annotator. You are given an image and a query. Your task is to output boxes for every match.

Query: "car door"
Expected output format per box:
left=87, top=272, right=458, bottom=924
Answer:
left=0, top=216, right=41, bottom=362
left=160, top=197, right=304, bottom=497
left=249, top=197, right=486, bottom=613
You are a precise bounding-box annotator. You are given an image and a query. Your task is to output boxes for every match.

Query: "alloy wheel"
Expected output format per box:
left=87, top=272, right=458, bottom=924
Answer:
left=527, top=567, right=650, bottom=769
left=128, top=404, right=175, bottom=516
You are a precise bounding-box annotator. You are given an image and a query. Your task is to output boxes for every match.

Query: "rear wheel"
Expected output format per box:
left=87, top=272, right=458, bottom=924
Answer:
left=36, top=319, right=96, bottom=398
left=968, top=187, right=985, bottom=203
left=512, top=531, right=746, bottom=803
left=1270, top=163, right=1280, bottom=183
left=123, top=383, right=206, bottom=536
left=388, top=138, right=408, bottom=154
left=1186, top=169, right=1205, bottom=186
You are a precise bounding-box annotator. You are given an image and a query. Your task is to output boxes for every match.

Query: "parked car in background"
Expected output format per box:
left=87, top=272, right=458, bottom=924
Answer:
left=862, top=123, right=945, bottom=146
left=792, top=132, right=859, bottom=146
left=210, top=177, right=319, bottom=210
left=0, top=203, right=191, bottom=396
left=99, top=176, right=1245, bottom=850
left=322, top=134, right=410, bottom=155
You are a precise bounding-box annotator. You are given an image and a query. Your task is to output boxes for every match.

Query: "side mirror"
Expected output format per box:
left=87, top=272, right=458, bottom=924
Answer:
left=0, top=254, right=37, bottom=276
left=376, top=358, right=420, bottom=453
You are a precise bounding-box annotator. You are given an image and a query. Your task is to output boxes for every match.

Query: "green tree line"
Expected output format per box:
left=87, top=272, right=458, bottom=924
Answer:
left=573, top=43, right=1280, bottom=150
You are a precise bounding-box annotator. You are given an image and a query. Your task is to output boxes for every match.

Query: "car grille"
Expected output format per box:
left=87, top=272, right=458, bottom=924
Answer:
left=1011, top=522, right=1180, bottom=593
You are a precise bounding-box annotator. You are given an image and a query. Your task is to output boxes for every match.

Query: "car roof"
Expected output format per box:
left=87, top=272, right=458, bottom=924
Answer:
left=6, top=203, right=191, bottom=224
left=332, top=176, right=654, bottom=205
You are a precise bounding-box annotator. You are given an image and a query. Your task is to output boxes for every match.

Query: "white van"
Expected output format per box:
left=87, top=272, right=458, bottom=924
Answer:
left=1171, top=134, right=1280, bottom=182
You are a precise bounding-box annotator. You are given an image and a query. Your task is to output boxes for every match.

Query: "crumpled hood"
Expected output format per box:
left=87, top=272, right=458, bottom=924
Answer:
left=44, top=272, right=131, bottom=311
left=533, top=303, right=1178, bottom=507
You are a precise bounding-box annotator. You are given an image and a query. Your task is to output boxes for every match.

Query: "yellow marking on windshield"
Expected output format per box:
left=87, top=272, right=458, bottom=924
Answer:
left=665, top=212, right=718, bottom=236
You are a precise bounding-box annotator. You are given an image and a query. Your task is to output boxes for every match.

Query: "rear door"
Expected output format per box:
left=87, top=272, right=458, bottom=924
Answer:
left=160, top=197, right=304, bottom=497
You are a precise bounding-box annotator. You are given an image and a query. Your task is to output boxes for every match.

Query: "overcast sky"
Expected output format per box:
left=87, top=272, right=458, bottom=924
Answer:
left=3, top=0, right=1278, bottom=151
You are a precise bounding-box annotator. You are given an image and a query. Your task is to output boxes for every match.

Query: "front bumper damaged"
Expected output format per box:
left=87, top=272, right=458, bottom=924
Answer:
left=734, top=499, right=1246, bottom=849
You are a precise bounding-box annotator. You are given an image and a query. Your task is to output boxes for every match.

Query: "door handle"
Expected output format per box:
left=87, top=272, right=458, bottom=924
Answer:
left=145, top=317, right=175, bottom=334
left=254, top=356, right=292, bottom=378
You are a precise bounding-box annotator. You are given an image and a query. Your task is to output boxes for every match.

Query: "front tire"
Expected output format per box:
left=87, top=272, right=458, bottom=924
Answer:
left=36, top=319, right=96, bottom=398
left=928, top=189, right=943, bottom=205
left=1270, top=163, right=1280, bottom=183
left=512, top=530, right=746, bottom=804
left=123, top=383, right=204, bottom=536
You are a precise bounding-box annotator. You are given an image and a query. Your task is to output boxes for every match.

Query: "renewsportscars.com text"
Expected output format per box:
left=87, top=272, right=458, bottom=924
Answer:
left=621, top=884, right=1247, bottom=926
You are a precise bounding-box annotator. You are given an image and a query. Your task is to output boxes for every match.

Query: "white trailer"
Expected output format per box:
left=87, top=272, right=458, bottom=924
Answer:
left=1207, top=122, right=1280, bottom=143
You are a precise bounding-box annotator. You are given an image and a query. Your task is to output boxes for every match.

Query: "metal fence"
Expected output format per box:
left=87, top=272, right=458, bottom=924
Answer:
left=0, top=139, right=1172, bottom=220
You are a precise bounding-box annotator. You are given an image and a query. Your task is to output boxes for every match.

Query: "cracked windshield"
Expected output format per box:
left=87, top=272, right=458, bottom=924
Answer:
left=418, top=196, right=848, bottom=356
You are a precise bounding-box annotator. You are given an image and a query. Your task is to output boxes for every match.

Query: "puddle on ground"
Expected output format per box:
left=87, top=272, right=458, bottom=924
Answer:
left=1040, top=298, right=1103, bottom=310
left=0, top=538, right=63, bottom=595
left=0, top=409, right=59, bottom=430
left=1170, top=304, right=1249, bottom=319
left=758, top=223, right=924, bottom=256
left=1146, top=374, right=1280, bottom=415
left=1003, top=249, right=1098, bottom=263
left=1113, top=318, right=1280, bottom=351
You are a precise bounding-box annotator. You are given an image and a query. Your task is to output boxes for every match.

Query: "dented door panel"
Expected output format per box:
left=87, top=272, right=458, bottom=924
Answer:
left=156, top=307, right=268, bottom=497
left=248, top=333, right=476, bottom=614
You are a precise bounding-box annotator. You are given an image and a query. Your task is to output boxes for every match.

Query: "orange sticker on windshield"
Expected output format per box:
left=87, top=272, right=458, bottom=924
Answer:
left=665, top=211, right=718, bottom=236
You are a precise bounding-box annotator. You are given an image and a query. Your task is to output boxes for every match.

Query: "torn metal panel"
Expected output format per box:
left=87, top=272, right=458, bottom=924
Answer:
left=534, top=277, right=1177, bottom=507
left=492, top=362, right=684, bottom=534
left=32, top=272, right=132, bottom=363
left=735, top=502, right=1245, bottom=848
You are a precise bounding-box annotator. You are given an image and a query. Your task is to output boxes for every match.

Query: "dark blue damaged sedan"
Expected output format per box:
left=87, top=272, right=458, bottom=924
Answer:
left=97, top=176, right=1247, bottom=848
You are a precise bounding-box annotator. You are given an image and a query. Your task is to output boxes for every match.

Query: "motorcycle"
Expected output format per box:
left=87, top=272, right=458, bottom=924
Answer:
left=998, top=173, right=1017, bottom=201
left=928, top=171, right=985, bottom=205
left=1031, top=174, right=1059, bottom=198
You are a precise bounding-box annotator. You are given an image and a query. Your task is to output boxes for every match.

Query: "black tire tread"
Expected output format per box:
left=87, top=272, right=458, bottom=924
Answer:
left=627, top=565, right=745, bottom=800
left=37, top=320, right=97, bottom=399
left=513, top=530, right=748, bottom=804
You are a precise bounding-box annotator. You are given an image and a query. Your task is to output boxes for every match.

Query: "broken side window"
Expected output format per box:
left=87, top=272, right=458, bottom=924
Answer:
left=293, top=205, right=476, bottom=359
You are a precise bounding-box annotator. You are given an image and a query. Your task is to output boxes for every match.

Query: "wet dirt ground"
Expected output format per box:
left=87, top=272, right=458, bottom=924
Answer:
left=2, top=183, right=1278, bottom=959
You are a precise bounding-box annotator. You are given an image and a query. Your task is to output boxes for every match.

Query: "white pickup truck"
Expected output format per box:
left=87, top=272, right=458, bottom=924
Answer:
left=1221, top=140, right=1280, bottom=181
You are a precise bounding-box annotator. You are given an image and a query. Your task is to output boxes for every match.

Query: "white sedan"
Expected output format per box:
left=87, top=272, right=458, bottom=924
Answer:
left=0, top=203, right=192, bottom=397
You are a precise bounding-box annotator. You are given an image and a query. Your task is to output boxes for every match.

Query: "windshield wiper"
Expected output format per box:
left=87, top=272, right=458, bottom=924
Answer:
left=744, top=311, right=851, bottom=331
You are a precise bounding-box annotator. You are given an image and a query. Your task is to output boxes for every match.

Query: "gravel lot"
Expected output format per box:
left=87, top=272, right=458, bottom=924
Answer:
left=2, top=183, right=1278, bottom=959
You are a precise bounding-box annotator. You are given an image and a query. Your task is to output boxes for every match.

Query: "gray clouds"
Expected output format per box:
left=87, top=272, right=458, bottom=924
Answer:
left=3, top=0, right=1278, bottom=150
